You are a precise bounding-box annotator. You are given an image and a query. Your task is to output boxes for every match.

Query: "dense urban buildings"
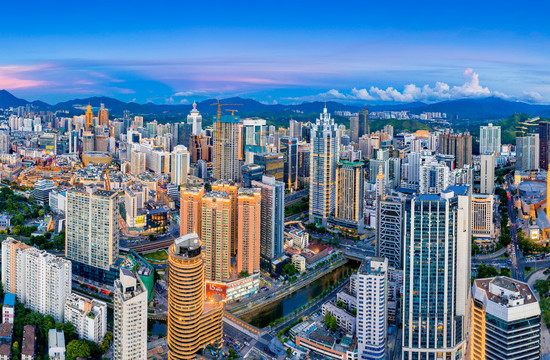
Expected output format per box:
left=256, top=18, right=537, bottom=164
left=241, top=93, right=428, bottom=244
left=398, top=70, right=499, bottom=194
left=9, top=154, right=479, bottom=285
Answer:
left=167, top=234, right=223, bottom=360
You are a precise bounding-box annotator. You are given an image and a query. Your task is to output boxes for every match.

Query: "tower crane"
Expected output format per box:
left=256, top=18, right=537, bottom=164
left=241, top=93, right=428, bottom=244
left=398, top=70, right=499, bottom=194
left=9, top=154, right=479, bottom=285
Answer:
left=210, top=101, right=242, bottom=179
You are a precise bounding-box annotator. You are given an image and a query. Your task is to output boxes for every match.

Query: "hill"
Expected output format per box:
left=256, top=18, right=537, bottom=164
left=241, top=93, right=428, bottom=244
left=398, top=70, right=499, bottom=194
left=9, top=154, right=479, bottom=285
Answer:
left=496, top=113, right=550, bottom=144
left=369, top=119, right=431, bottom=133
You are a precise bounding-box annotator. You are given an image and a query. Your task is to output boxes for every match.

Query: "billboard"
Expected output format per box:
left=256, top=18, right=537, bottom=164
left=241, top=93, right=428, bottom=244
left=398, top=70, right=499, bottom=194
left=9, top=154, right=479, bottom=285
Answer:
left=205, top=281, right=227, bottom=300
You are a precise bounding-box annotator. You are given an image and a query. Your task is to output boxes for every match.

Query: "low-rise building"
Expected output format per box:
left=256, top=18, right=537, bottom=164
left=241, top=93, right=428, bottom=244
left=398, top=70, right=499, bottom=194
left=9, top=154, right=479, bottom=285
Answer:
left=292, top=255, right=307, bottom=273
left=48, top=329, right=65, bottom=360
left=292, top=320, right=356, bottom=360
left=64, top=294, right=107, bottom=344
left=21, top=325, right=36, bottom=360
left=2, top=294, right=15, bottom=324
left=336, top=291, right=356, bottom=311
left=321, top=302, right=356, bottom=334
left=0, top=323, right=12, bottom=360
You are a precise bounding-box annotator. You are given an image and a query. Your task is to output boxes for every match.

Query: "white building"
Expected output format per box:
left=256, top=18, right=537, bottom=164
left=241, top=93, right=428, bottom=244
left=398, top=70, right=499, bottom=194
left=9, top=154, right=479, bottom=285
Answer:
left=48, top=329, right=65, bottom=360
left=356, top=257, right=388, bottom=360
left=1, top=239, right=71, bottom=322
left=480, top=123, right=501, bottom=155
left=49, top=190, right=66, bottom=214
left=480, top=153, right=495, bottom=194
left=291, top=255, right=306, bottom=273
left=321, top=301, right=356, bottom=334
left=64, top=294, right=107, bottom=344
left=187, top=101, right=203, bottom=135
left=419, top=160, right=449, bottom=194
left=113, top=269, right=148, bottom=360
left=170, top=145, right=190, bottom=186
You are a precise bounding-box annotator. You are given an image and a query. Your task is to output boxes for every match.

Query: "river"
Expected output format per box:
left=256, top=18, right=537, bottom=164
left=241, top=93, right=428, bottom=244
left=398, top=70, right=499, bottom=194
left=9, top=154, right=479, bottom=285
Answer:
left=147, top=260, right=359, bottom=334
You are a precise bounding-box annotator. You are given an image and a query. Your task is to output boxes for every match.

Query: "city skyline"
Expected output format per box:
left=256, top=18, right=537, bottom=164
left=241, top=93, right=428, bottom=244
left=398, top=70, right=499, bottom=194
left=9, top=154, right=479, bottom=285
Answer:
left=1, top=1, right=549, bottom=104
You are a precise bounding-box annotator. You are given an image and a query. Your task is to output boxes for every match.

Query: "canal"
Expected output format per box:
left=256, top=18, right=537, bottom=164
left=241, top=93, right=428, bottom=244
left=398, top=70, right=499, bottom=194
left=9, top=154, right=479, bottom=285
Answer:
left=240, top=260, right=359, bottom=328
left=146, top=260, right=359, bottom=334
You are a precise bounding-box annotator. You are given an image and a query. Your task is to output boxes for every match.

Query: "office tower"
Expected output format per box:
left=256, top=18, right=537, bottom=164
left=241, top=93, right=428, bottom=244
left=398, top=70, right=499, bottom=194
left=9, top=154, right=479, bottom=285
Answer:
left=237, top=188, right=261, bottom=275
left=1, top=239, right=71, bottom=322
left=33, top=179, right=55, bottom=205
left=439, top=132, right=472, bottom=168
left=480, top=153, right=495, bottom=194
left=279, top=136, right=298, bottom=189
left=213, top=113, right=241, bottom=181
left=252, top=176, right=285, bottom=272
left=98, top=103, right=109, bottom=127
left=402, top=186, right=471, bottom=360
left=376, top=196, right=405, bottom=269
left=85, top=105, right=94, bottom=131
left=471, top=194, right=494, bottom=238
left=471, top=277, right=541, bottom=360
left=289, top=119, right=301, bottom=140
left=540, top=121, right=550, bottom=170
left=480, top=123, right=501, bottom=155
left=211, top=181, right=238, bottom=255
left=64, top=294, right=107, bottom=343
left=356, top=257, right=388, bottom=360
left=369, top=149, right=389, bottom=183
left=241, top=164, right=264, bottom=188
left=66, top=188, right=120, bottom=285
left=253, top=152, right=284, bottom=182
left=419, top=161, right=450, bottom=194
left=201, top=191, right=233, bottom=281
left=130, top=149, right=147, bottom=174
left=170, top=145, right=190, bottom=186
left=297, top=141, right=310, bottom=187
left=350, top=114, right=359, bottom=143
left=82, top=131, right=95, bottom=152
left=375, top=164, right=385, bottom=200
left=113, top=269, right=148, bottom=360
left=167, top=234, right=223, bottom=360
left=180, top=185, right=204, bottom=236
left=335, top=160, right=364, bottom=229
left=358, top=106, right=369, bottom=138
left=516, top=134, right=540, bottom=171
left=309, top=106, right=340, bottom=227
left=186, top=101, right=203, bottom=135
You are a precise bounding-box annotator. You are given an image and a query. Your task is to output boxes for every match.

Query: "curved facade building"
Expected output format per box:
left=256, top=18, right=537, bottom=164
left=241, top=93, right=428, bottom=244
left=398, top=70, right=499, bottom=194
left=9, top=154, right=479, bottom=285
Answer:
left=167, top=234, right=223, bottom=360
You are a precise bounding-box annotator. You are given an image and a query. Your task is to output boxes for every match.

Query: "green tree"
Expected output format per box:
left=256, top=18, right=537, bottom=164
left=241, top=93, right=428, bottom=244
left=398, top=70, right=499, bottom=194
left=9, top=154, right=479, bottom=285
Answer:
left=336, top=300, right=346, bottom=309
left=324, top=312, right=331, bottom=327
left=12, top=341, right=20, bottom=357
left=286, top=347, right=293, bottom=358
left=238, top=271, right=249, bottom=278
left=329, top=316, right=337, bottom=332
left=63, top=321, right=77, bottom=341
left=66, top=340, right=91, bottom=360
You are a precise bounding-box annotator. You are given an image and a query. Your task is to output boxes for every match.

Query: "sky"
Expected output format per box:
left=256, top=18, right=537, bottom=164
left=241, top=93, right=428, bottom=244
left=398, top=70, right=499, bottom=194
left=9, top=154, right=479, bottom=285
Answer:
left=1, top=0, right=550, bottom=105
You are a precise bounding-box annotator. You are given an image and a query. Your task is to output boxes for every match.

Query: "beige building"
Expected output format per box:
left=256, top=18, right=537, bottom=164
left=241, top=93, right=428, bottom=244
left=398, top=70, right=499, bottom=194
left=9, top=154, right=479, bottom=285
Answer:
left=472, top=194, right=494, bottom=238
left=236, top=188, right=261, bottom=275
left=179, top=185, right=204, bottom=237
left=335, top=160, right=365, bottom=228
left=113, top=269, right=148, bottom=360
left=212, top=181, right=238, bottom=255
left=292, top=254, right=306, bottom=273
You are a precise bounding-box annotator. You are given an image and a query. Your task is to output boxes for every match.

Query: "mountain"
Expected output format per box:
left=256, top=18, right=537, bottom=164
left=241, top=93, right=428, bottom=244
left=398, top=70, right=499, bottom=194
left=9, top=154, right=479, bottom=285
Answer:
left=0, top=89, right=30, bottom=108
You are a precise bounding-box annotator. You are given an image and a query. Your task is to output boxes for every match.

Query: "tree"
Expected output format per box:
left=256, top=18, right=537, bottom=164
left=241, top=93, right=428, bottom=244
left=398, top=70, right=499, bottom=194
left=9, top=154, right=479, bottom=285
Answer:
left=329, top=316, right=337, bottom=332
left=336, top=300, right=346, bottom=309
left=100, top=331, right=113, bottom=354
left=239, top=271, right=249, bottom=278
left=286, top=347, right=293, bottom=358
left=66, top=340, right=91, bottom=360
left=282, top=264, right=297, bottom=277
left=63, top=321, right=77, bottom=341
left=324, top=312, right=331, bottom=327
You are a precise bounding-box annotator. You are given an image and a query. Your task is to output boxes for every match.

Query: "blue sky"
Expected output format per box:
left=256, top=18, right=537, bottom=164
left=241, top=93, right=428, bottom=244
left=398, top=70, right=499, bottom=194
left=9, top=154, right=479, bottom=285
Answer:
left=1, top=0, right=549, bottom=104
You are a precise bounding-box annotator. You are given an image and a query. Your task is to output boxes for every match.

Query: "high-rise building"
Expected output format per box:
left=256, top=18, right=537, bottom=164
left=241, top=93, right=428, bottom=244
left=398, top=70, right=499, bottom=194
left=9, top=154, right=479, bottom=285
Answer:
left=479, top=123, right=501, bottom=155
left=201, top=191, right=233, bottom=281
left=130, top=149, right=147, bottom=174
left=180, top=185, right=204, bottom=236
left=539, top=121, right=550, bottom=170
left=334, top=160, right=364, bottom=229
left=471, top=194, right=494, bottom=238
left=376, top=196, right=405, bottom=269
left=113, top=269, right=148, bottom=360
left=356, top=257, right=388, bottom=360
left=0, top=133, right=10, bottom=154
left=65, top=188, right=120, bottom=285
left=516, top=134, right=540, bottom=171
left=213, top=113, right=241, bottom=181
left=170, top=145, right=190, bottom=186
left=211, top=181, right=238, bottom=255
left=375, top=164, right=385, bottom=200
left=309, top=106, right=340, bottom=227
left=82, top=131, right=95, bottom=152
left=471, top=277, right=541, bottom=360
left=480, top=153, right=495, bottom=194
left=439, top=132, right=472, bottom=168
left=85, top=105, right=94, bottom=131
left=187, top=101, right=203, bottom=136
left=1, top=239, right=72, bottom=322
left=419, top=160, right=450, bottom=194
left=289, top=119, right=302, bottom=140
left=98, top=103, right=109, bottom=127
left=241, top=164, right=264, bottom=188
left=237, top=189, right=262, bottom=275
left=167, top=234, right=223, bottom=360
left=297, top=141, right=310, bottom=187
left=402, top=186, right=471, bottom=360
left=252, top=176, right=285, bottom=272
left=33, top=179, right=55, bottom=205
left=254, top=152, right=284, bottom=182
left=64, top=294, right=107, bottom=344
left=279, top=136, right=298, bottom=189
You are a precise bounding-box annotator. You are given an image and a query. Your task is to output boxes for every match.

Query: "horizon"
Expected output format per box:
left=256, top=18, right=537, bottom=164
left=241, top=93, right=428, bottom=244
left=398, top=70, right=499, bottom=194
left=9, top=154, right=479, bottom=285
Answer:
left=1, top=1, right=550, bottom=105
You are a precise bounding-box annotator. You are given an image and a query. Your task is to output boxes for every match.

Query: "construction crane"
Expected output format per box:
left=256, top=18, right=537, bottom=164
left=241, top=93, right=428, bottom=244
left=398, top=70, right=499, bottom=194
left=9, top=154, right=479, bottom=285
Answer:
left=210, top=101, right=242, bottom=179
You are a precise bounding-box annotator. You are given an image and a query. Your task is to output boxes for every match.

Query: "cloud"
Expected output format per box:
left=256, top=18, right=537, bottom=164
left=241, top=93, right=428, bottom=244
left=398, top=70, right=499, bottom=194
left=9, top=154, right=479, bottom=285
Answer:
left=293, top=69, right=522, bottom=103
left=522, top=91, right=543, bottom=102
left=174, top=90, right=207, bottom=97
left=0, top=65, right=49, bottom=89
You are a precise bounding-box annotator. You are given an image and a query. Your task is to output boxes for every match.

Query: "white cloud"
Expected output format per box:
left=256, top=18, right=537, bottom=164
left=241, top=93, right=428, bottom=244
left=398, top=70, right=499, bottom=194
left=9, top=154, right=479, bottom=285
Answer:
left=285, top=89, right=352, bottom=102
left=522, top=91, right=543, bottom=103
left=174, top=90, right=207, bottom=97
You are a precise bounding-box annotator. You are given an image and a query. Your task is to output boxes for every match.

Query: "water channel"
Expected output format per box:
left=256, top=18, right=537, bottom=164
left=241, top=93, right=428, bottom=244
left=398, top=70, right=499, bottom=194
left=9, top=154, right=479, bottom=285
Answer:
left=147, top=260, right=359, bottom=334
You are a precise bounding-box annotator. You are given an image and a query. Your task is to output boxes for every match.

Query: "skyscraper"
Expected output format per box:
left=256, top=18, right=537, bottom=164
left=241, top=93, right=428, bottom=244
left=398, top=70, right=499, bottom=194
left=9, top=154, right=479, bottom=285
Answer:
left=334, top=160, right=364, bottom=229
left=439, top=132, right=472, bottom=168
left=85, top=104, right=94, bottom=131
left=187, top=101, right=203, bottom=135
left=65, top=188, right=120, bottom=285
left=170, top=145, right=190, bottom=186
left=180, top=185, right=204, bottom=237
left=279, top=136, right=298, bottom=190
left=471, top=277, right=541, bottom=360
left=419, top=160, right=450, bottom=194
left=471, top=194, right=494, bottom=238
left=253, top=152, right=284, bottom=183
left=113, top=269, right=148, bottom=360
left=241, top=164, right=264, bottom=188
left=167, top=234, right=223, bottom=360
left=309, top=106, right=340, bottom=227
left=480, top=153, right=495, bottom=194
left=376, top=196, right=405, bottom=269
left=402, top=186, right=471, bottom=360
left=211, top=180, right=238, bottom=255
left=516, top=134, right=540, bottom=171
left=479, top=123, right=501, bottom=155
left=252, top=176, right=285, bottom=272
left=539, top=121, right=550, bottom=170
left=237, top=188, right=262, bottom=275
left=356, top=257, right=388, bottom=360
left=98, top=103, right=109, bottom=127
left=213, top=113, right=241, bottom=181
left=201, top=191, right=233, bottom=281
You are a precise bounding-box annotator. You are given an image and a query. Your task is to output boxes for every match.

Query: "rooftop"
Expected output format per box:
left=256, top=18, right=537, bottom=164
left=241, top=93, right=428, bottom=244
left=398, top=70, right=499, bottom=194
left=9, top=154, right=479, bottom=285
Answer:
left=22, top=325, right=36, bottom=356
left=475, top=276, right=537, bottom=307
left=3, top=293, right=15, bottom=307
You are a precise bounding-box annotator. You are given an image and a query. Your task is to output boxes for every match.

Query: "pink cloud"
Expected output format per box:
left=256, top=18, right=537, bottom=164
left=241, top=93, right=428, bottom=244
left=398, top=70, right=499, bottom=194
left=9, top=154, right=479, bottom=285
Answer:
left=0, top=65, right=49, bottom=89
